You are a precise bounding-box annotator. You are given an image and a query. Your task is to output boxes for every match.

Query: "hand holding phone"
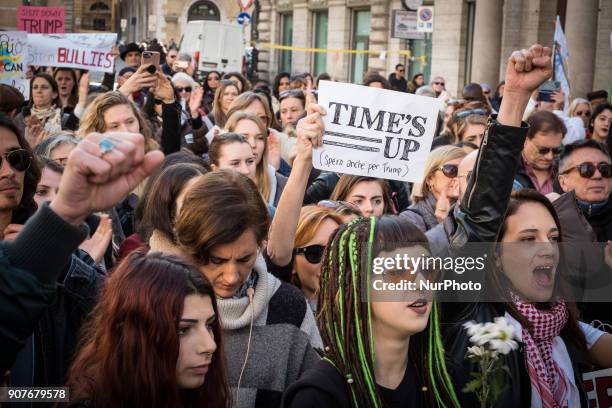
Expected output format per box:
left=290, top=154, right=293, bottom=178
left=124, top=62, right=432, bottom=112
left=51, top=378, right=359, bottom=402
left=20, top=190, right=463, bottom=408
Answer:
left=141, top=51, right=160, bottom=73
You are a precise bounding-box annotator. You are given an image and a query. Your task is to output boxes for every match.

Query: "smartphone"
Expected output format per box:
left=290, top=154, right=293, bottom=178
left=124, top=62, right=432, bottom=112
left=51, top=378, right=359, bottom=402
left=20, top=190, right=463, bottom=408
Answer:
left=141, top=51, right=160, bottom=73
left=537, top=90, right=554, bottom=102
left=176, top=60, right=189, bottom=69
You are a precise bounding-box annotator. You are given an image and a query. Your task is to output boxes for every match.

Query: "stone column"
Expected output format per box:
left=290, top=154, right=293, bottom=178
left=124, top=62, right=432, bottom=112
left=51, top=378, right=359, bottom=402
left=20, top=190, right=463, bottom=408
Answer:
left=326, top=0, right=350, bottom=82
left=565, top=0, right=599, bottom=98
left=291, top=1, right=311, bottom=73
left=594, top=0, right=612, bottom=92
left=430, top=0, right=468, bottom=97
left=367, top=0, right=390, bottom=74
left=470, top=0, right=503, bottom=87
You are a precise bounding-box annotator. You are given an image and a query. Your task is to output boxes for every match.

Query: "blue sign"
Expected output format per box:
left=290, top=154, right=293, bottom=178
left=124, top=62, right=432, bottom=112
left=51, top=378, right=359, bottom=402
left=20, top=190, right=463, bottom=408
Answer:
left=237, top=12, right=251, bottom=25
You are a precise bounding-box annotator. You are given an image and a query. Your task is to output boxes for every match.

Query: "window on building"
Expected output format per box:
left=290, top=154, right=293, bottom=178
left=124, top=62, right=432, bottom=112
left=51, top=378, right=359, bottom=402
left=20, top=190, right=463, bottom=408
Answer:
left=93, top=18, right=106, bottom=31
left=188, top=1, right=221, bottom=22
left=350, top=9, right=371, bottom=84
left=280, top=13, right=293, bottom=73
left=312, top=11, right=328, bottom=76
left=90, top=2, right=110, bottom=11
left=407, top=38, right=432, bottom=85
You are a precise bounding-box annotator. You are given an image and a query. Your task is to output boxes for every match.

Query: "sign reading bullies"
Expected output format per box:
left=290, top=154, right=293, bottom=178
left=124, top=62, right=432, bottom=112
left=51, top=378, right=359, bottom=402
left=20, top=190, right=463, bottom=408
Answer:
left=314, top=80, right=439, bottom=182
left=18, top=6, right=65, bottom=34
left=584, top=368, right=612, bottom=407
left=27, top=33, right=117, bottom=73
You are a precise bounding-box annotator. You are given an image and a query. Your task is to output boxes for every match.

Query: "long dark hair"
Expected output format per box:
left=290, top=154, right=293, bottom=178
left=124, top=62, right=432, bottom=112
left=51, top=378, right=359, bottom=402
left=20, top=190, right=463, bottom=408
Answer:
left=0, top=114, right=40, bottom=222
left=66, top=252, right=230, bottom=407
left=317, top=216, right=460, bottom=407
left=53, top=68, right=78, bottom=108
left=493, top=189, right=587, bottom=350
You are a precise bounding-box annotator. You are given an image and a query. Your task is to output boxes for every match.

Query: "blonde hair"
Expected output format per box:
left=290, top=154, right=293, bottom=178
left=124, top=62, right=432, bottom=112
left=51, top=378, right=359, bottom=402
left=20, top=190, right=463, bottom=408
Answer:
left=226, top=91, right=274, bottom=129
left=224, top=111, right=272, bottom=201
left=411, top=145, right=466, bottom=202
left=78, top=91, right=158, bottom=151
left=568, top=98, right=591, bottom=118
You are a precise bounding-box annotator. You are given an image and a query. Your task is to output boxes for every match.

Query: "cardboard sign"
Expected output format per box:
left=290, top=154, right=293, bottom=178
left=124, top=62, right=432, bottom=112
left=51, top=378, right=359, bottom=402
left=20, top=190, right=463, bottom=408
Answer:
left=27, top=33, right=117, bottom=73
left=583, top=368, right=612, bottom=407
left=18, top=6, right=65, bottom=34
left=314, top=80, right=440, bottom=182
left=0, top=32, right=29, bottom=98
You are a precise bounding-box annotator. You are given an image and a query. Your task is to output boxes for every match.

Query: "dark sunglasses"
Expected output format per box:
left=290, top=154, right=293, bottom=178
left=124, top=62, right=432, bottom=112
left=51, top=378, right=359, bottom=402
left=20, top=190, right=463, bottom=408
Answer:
left=535, top=145, right=562, bottom=156
left=561, top=162, right=612, bottom=179
left=294, top=244, right=325, bottom=264
left=575, top=110, right=591, bottom=117
left=436, top=164, right=458, bottom=178
left=1, top=149, right=31, bottom=172
left=398, top=69, right=405, bottom=72
left=433, top=81, right=445, bottom=86
left=175, top=86, right=192, bottom=93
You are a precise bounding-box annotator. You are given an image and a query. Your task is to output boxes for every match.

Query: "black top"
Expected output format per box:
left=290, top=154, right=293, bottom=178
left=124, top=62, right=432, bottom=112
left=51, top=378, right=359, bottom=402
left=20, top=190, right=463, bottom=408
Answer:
left=282, top=358, right=424, bottom=408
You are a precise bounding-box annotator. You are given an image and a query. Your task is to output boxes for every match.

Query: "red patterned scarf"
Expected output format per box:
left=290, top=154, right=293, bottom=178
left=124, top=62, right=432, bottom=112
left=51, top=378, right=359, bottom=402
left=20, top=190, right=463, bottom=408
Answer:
left=511, top=293, right=569, bottom=408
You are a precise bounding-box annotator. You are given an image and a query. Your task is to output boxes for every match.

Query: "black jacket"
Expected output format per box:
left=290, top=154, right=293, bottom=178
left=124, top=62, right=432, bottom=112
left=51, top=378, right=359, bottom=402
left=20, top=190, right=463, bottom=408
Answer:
left=441, top=117, right=591, bottom=406
left=513, top=156, right=563, bottom=194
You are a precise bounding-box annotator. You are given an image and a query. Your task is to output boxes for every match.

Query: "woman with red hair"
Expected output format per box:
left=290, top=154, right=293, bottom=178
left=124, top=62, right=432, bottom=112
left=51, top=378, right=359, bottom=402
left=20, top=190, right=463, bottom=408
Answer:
left=66, top=252, right=229, bottom=407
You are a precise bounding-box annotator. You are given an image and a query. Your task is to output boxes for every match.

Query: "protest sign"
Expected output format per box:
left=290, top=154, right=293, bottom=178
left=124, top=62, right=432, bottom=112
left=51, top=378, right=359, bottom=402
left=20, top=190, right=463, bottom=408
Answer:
left=18, top=6, right=65, bottom=34
left=583, top=368, right=612, bottom=407
left=27, top=33, right=117, bottom=73
left=0, top=32, right=29, bottom=98
left=314, top=80, right=440, bottom=182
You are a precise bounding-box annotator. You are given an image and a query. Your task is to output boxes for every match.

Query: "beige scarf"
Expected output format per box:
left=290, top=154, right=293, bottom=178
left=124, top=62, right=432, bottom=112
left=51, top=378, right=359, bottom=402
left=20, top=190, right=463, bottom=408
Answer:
left=30, top=106, right=62, bottom=134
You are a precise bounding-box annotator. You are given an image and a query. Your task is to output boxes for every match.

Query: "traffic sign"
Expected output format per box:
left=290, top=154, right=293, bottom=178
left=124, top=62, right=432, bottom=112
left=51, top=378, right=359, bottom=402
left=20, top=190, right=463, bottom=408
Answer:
left=237, top=12, right=252, bottom=25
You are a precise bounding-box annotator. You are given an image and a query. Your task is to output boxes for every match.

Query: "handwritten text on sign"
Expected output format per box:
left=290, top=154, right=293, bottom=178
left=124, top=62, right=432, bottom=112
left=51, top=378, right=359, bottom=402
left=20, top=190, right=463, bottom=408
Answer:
left=18, top=6, right=65, bottom=34
left=27, top=33, right=117, bottom=73
left=314, top=80, right=440, bottom=182
left=0, top=32, right=29, bottom=98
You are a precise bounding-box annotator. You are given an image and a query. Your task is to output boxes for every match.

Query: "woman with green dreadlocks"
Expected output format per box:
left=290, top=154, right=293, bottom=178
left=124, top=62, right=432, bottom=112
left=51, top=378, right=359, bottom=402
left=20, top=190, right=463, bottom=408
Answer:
left=282, top=216, right=461, bottom=408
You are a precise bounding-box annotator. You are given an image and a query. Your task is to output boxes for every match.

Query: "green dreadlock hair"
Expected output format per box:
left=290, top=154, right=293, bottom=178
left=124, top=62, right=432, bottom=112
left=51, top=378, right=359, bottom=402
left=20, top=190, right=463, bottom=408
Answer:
left=316, top=216, right=460, bottom=408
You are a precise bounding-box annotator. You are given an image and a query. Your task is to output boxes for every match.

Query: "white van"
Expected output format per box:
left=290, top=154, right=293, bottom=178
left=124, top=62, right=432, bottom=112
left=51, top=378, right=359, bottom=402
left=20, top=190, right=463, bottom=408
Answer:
left=180, top=20, right=245, bottom=73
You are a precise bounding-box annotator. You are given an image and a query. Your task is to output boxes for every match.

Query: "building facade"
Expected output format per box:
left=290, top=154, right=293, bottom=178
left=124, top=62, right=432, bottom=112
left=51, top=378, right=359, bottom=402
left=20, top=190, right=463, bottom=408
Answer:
left=0, top=0, right=118, bottom=34
left=256, top=0, right=611, bottom=98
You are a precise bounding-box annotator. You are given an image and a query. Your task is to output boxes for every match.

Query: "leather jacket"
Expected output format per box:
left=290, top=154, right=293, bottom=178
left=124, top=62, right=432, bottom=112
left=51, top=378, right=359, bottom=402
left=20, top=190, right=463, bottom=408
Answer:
left=440, top=117, right=591, bottom=406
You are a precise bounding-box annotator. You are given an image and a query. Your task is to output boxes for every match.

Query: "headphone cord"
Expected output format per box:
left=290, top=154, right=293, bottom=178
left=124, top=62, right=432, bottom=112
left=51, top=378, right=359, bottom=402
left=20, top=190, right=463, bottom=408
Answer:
left=236, top=287, right=255, bottom=406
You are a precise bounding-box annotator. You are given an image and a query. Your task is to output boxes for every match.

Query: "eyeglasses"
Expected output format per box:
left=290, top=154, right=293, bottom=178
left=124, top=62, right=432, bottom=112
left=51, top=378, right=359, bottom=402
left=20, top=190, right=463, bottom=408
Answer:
left=561, top=162, right=612, bottom=179
left=454, top=108, right=488, bottom=119
left=433, top=81, right=445, bottom=86
left=279, top=89, right=304, bottom=99
left=534, top=145, right=562, bottom=156
left=435, top=164, right=458, bottom=178
left=0, top=149, right=31, bottom=172
left=317, top=200, right=362, bottom=214
left=575, top=110, right=591, bottom=117
left=294, top=244, right=326, bottom=264
left=175, top=86, right=192, bottom=93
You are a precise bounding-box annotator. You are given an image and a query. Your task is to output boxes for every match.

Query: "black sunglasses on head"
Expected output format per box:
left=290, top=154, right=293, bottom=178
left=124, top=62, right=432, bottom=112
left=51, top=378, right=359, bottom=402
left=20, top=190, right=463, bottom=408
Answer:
left=1, top=149, right=31, bottom=172
left=561, top=162, right=612, bottom=179
left=294, top=244, right=325, bottom=264
left=436, top=164, right=458, bottom=178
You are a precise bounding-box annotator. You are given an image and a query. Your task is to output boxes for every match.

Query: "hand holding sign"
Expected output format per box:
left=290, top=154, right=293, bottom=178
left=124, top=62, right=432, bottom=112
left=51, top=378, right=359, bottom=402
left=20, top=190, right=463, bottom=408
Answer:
left=295, top=87, right=325, bottom=162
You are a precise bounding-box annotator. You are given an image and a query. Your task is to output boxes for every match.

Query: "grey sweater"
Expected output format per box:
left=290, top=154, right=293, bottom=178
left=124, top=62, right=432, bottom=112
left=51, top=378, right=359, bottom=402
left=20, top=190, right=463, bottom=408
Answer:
left=218, top=255, right=322, bottom=408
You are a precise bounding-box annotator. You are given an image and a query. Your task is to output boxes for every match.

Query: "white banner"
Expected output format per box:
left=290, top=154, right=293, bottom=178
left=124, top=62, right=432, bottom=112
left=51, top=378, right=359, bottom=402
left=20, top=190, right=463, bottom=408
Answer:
left=554, top=15, right=570, bottom=113
left=27, top=33, right=117, bottom=73
left=314, top=80, right=440, bottom=182
left=0, top=31, right=30, bottom=98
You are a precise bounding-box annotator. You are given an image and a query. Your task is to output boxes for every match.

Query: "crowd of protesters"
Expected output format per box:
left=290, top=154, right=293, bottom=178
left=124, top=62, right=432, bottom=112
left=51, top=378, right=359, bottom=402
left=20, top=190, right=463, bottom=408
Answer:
left=0, top=37, right=611, bottom=408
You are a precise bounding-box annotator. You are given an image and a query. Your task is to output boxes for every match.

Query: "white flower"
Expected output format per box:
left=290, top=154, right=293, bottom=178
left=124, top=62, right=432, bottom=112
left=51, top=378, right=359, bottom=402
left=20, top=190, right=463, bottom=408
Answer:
left=464, top=317, right=519, bottom=355
left=466, top=345, right=486, bottom=358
